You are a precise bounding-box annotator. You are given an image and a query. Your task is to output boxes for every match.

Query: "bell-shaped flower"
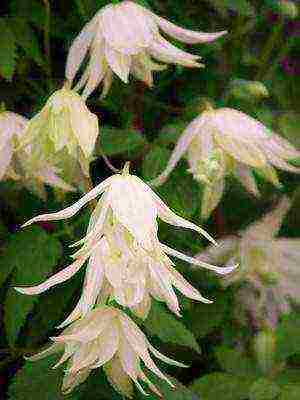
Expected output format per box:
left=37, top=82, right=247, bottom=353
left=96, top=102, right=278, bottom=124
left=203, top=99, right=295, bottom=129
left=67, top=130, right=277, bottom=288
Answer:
left=66, top=0, right=227, bottom=99
left=151, top=107, right=300, bottom=219
left=196, top=197, right=300, bottom=328
left=15, top=166, right=236, bottom=324
left=0, top=111, right=74, bottom=196
left=27, top=306, right=186, bottom=397
left=20, top=86, right=99, bottom=176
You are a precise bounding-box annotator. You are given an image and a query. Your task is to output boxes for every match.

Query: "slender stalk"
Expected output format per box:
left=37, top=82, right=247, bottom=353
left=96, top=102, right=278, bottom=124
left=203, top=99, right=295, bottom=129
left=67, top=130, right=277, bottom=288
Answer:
left=255, top=21, right=284, bottom=80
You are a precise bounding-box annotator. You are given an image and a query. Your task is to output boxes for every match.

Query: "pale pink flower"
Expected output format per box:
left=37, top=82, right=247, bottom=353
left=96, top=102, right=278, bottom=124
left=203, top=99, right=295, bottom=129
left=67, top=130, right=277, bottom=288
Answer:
left=196, top=197, right=300, bottom=328
left=152, top=107, right=300, bottom=219
left=27, top=306, right=186, bottom=397
left=15, top=166, right=235, bottom=324
left=66, top=0, right=227, bottom=99
left=0, top=111, right=74, bottom=195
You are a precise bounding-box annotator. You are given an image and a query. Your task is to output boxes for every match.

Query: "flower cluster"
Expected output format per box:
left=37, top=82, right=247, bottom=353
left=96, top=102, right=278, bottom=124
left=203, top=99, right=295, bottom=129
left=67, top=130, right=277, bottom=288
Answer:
left=152, top=107, right=300, bottom=218
left=196, top=197, right=300, bottom=328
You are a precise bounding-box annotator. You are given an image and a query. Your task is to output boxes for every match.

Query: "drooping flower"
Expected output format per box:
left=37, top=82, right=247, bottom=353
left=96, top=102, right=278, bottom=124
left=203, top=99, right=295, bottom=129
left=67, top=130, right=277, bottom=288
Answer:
left=27, top=306, right=186, bottom=397
left=20, top=86, right=99, bottom=177
left=151, top=107, right=300, bottom=219
left=15, top=165, right=236, bottom=325
left=0, top=111, right=74, bottom=196
left=66, top=0, right=227, bottom=99
left=196, top=197, right=300, bottom=328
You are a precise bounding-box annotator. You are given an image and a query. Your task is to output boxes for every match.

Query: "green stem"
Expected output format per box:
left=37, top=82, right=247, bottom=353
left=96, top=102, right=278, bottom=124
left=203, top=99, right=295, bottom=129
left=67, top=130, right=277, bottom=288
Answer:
left=255, top=21, right=284, bottom=80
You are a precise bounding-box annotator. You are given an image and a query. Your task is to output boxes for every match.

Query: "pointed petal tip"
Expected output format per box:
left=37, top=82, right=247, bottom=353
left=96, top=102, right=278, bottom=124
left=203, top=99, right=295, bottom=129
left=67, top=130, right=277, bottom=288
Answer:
left=216, top=263, right=239, bottom=275
left=14, top=286, right=31, bottom=295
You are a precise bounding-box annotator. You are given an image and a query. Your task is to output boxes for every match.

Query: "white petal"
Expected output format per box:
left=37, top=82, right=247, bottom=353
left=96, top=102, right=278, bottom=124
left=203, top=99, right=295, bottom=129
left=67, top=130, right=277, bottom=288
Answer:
left=105, top=44, right=131, bottom=83
left=148, top=343, right=187, bottom=368
left=166, top=264, right=212, bottom=304
left=14, top=258, right=86, bottom=295
left=154, top=14, right=227, bottom=44
left=234, top=164, right=259, bottom=197
left=0, top=143, right=13, bottom=180
left=161, top=243, right=238, bottom=275
left=153, top=190, right=218, bottom=246
left=201, top=178, right=225, bottom=220
left=22, top=176, right=114, bottom=227
left=91, top=322, right=120, bottom=368
left=65, top=15, right=99, bottom=83
left=109, top=176, right=158, bottom=249
left=25, top=343, right=63, bottom=361
left=36, top=166, right=76, bottom=192
left=151, top=114, right=206, bottom=186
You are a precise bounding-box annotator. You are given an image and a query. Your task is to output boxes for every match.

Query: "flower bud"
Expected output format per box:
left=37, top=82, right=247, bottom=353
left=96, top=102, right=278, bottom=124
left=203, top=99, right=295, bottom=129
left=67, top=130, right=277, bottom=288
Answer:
left=228, top=79, right=269, bottom=101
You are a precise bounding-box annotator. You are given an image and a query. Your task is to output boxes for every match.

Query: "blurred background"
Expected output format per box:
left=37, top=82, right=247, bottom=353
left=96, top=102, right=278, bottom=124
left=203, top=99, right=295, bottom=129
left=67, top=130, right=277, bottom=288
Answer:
left=0, top=0, right=299, bottom=399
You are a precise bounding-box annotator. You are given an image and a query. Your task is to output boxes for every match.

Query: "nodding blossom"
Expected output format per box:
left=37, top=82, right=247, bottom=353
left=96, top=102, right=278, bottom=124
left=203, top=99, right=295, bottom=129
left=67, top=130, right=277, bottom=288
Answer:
left=196, top=196, right=300, bottom=328
left=15, top=165, right=236, bottom=326
left=0, top=110, right=74, bottom=197
left=66, top=0, right=227, bottom=99
left=151, top=107, right=300, bottom=219
left=20, top=87, right=99, bottom=178
left=26, top=306, right=186, bottom=397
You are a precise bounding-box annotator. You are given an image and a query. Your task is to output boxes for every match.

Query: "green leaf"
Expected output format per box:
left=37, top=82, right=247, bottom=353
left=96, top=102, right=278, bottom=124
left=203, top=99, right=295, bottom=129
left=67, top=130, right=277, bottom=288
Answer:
left=144, top=301, right=201, bottom=354
left=275, top=368, right=300, bottom=386
left=157, top=161, right=199, bottom=219
left=249, top=379, right=281, bottom=400
left=142, top=146, right=171, bottom=181
left=99, top=127, right=148, bottom=158
left=207, top=0, right=255, bottom=16
left=279, top=385, right=300, bottom=400
left=215, top=346, right=259, bottom=379
left=0, top=18, right=17, bottom=80
left=155, top=121, right=187, bottom=146
left=9, top=0, right=46, bottom=31
left=186, top=294, right=229, bottom=339
left=137, top=373, right=199, bottom=400
left=4, top=227, right=62, bottom=346
left=190, top=372, right=252, bottom=400
left=9, top=18, right=44, bottom=68
left=275, top=313, right=300, bottom=361
left=8, top=355, right=80, bottom=400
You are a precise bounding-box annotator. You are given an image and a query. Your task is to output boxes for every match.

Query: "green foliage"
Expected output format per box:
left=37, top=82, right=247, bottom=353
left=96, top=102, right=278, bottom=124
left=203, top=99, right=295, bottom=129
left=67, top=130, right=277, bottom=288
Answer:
left=0, top=18, right=17, bottom=80
left=215, top=346, right=259, bottom=379
left=144, top=301, right=201, bottom=354
left=190, top=372, right=252, bottom=400
left=275, top=313, right=300, bottom=361
left=8, top=355, right=80, bottom=400
left=248, top=379, right=280, bottom=400
left=2, top=227, right=62, bottom=345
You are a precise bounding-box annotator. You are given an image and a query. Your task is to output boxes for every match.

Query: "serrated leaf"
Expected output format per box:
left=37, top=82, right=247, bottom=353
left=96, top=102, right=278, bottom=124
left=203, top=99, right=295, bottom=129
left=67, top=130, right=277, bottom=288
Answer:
left=8, top=355, right=80, bottom=400
left=144, top=301, right=201, bottom=354
left=190, top=372, right=252, bottom=400
left=0, top=18, right=17, bottom=80
left=215, top=346, right=259, bottom=379
left=249, top=379, right=281, bottom=400
left=279, top=385, right=300, bottom=400
left=275, top=313, right=300, bottom=361
left=4, top=227, right=62, bottom=345
left=186, top=294, right=229, bottom=339
left=142, top=146, right=171, bottom=181
left=9, top=17, right=44, bottom=68
left=99, top=127, right=147, bottom=158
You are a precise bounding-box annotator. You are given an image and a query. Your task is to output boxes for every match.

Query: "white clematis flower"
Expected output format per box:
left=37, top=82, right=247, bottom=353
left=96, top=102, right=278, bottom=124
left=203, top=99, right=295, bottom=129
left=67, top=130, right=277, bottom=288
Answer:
left=151, top=107, right=300, bottom=219
left=20, top=87, right=99, bottom=176
left=15, top=166, right=236, bottom=323
left=66, top=0, right=227, bottom=99
left=0, top=111, right=74, bottom=195
left=27, top=306, right=186, bottom=397
left=196, top=197, right=300, bottom=328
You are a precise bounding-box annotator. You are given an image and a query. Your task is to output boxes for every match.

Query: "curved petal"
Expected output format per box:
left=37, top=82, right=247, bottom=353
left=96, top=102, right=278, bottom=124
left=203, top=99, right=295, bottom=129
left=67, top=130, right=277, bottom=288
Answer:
left=22, top=176, right=114, bottom=227
left=36, top=166, right=76, bottom=192
left=0, top=143, right=13, bottom=180
left=161, top=243, right=238, bottom=275
left=234, top=163, right=259, bottom=197
left=148, top=343, right=187, bottom=367
left=105, top=44, right=131, bottom=83
left=15, top=258, right=86, bottom=295
left=201, top=178, right=225, bottom=220
left=153, top=190, right=218, bottom=246
left=150, top=114, right=207, bottom=186
left=154, top=14, right=227, bottom=44
left=65, top=15, right=99, bottom=83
